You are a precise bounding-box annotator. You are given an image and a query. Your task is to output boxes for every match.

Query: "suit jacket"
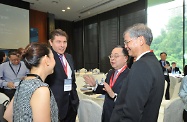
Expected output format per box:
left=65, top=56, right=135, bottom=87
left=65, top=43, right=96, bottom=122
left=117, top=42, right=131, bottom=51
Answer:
left=110, top=52, right=165, bottom=122
left=159, top=60, right=170, bottom=75
left=45, top=48, right=79, bottom=120
left=94, top=68, right=129, bottom=122
left=169, top=67, right=181, bottom=74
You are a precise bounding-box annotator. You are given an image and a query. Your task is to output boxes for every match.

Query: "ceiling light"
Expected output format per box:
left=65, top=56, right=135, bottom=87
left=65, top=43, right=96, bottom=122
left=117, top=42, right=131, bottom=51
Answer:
left=62, top=10, right=65, bottom=12
left=67, top=7, right=70, bottom=10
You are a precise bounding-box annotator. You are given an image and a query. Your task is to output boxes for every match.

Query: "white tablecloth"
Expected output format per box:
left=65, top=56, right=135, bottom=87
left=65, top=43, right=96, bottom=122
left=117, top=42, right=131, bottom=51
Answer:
left=76, top=75, right=105, bottom=107
left=169, top=74, right=183, bottom=99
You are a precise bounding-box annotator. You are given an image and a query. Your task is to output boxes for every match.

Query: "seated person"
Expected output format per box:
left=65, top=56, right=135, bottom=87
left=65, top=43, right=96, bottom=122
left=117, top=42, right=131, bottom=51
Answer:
left=170, top=62, right=181, bottom=74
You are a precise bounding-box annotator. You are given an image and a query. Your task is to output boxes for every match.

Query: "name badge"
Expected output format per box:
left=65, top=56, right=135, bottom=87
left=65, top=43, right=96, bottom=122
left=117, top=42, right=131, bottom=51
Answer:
left=64, top=79, right=72, bottom=91
left=164, top=71, right=168, bottom=75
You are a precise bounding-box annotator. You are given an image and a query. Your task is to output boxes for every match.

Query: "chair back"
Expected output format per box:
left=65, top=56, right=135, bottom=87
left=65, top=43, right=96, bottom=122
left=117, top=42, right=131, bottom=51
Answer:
left=79, top=68, right=87, bottom=73
left=170, top=82, right=181, bottom=100
left=78, top=99, right=102, bottom=122
left=0, top=93, right=9, bottom=104
left=92, top=68, right=100, bottom=74
left=163, top=97, right=184, bottom=122
left=163, top=80, right=167, bottom=100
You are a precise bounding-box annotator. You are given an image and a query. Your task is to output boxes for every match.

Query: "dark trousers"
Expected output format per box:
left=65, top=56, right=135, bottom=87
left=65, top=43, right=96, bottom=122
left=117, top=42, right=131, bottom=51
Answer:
left=59, top=101, right=77, bottom=122
left=183, top=110, right=187, bottom=122
left=3, top=89, right=16, bottom=100
left=164, top=75, right=170, bottom=100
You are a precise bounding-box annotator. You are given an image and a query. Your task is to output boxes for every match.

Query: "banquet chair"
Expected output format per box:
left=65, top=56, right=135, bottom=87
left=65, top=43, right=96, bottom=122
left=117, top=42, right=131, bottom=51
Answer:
left=169, top=76, right=178, bottom=98
left=170, top=82, right=181, bottom=100
left=163, top=97, right=184, bottom=122
left=163, top=80, right=167, bottom=100
left=79, top=68, right=87, bottom=73
left=158, top=81, right=170, bottom=122
left=92, top=68, right=100, bottom=74
left=78, top=99, right=102, bottom=122
left=0, top=93, right=9, bottom=104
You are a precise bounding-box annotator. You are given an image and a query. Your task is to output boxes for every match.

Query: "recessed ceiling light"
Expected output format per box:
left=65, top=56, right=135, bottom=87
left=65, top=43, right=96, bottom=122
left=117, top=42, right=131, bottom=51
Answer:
left=62, top=10, right=65, bottom=12
left=67, top=7, right=70, bottom=10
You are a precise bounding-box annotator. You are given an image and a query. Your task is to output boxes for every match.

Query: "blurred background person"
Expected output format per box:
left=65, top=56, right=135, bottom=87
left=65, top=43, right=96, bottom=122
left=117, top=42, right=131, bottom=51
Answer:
left=83, top=45, right=129, bottom=122
left=4, top=43, right=58, bottom=122
left=170, top=62, right=181, bottom=74
left=159, top=52, right=171, bottom=100
left=0, top=49, right=29, bottom=99
left=0, top=51, right=7, bottom=64
left=179, top=65, right=187, bottom=122
left=0, top=51, right=6, bottom=93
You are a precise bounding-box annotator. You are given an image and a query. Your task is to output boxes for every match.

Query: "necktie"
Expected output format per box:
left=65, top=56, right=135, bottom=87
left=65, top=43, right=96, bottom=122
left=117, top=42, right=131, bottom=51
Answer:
left=59, top=55, right=65, bottom=68
left=113, top=70, right=118, bottom=81
left=162, top=61, right=165, bottom=66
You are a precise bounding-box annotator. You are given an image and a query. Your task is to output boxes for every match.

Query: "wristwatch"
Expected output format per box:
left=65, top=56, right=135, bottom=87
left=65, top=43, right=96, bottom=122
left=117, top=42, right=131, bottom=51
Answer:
left=112, top=93, right=117, bottom=101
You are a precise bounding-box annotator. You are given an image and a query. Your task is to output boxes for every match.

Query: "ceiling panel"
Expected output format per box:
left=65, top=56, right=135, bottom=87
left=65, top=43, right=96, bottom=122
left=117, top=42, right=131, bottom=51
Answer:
left=22, top=0, right=137, bottom=21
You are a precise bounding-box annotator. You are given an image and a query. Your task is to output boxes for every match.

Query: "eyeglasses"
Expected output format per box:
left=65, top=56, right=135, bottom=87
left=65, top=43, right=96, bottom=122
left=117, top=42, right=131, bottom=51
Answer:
left=124, top=39, right=133, bottom=45
left=108, top=54, right=124, bottom=59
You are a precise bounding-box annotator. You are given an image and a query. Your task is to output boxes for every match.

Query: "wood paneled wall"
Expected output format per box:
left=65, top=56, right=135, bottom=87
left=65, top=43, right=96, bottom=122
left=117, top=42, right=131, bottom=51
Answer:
left=30, top=9, right=48, bottom=43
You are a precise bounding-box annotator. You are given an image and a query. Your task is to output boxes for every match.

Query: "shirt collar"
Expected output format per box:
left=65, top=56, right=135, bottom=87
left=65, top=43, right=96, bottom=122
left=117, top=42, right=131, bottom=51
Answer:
left=9, top=61, right=21, bottom=66
left=136, top=50, right=151, bottom=61
left=115, top=65, right=127, bottom=73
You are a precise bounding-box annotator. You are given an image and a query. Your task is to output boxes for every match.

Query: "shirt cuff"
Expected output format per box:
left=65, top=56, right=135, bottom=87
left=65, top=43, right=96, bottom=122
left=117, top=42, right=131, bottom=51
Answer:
left=92, top=81, right=98, bottom=91
left=113, top=93, right=117, bottom=102
left=2, top=81, right=8, bottom=87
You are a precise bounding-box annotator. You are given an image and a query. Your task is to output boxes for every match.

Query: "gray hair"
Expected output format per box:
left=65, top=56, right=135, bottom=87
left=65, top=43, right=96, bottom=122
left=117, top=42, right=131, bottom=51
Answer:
left=123, top=23, right=153, bottom=46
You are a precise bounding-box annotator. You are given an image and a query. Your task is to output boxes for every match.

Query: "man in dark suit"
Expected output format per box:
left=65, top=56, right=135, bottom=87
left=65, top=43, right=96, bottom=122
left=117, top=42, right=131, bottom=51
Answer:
left=46, top=29, right=79, bottom=122
left=170, top=62, right=181, bottom=74
left=83, top=45, right=129, bottom=122
left=159, top=52, right=171, bottom=100
left=110, top=23, right=165, bottom=122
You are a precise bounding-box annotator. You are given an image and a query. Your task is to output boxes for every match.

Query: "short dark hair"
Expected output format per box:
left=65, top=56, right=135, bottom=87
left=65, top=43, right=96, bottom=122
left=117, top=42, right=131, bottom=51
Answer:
left=160, top=52, right=167, bottom=56
left=8, top=49, right=20, bottom=58
left=171, top=62, right=176, bottom=65
left=114, top=45, right=129, bottom=57
left=22, top=43, right=51, bottom=70
left=49, top=29, right=68, bottom=41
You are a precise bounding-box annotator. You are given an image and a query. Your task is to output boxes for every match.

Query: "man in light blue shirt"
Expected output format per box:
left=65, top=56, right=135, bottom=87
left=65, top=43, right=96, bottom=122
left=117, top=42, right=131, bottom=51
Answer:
left=0, top=49, right=29, bottom=99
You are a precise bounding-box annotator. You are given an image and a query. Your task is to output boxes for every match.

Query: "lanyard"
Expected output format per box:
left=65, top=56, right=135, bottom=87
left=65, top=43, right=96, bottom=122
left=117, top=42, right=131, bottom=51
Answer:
left=27, top=74, right=43, bottom=82
left=9, top=62, right=21, bottom=77
left=109, top=65, right=127, bottom=88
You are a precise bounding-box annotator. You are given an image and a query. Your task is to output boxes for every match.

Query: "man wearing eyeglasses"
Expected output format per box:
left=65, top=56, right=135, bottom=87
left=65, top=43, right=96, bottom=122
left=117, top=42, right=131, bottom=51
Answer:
left=110, top=24, right=165, bottom=122
left=83, top=45, right=129, bottom=122
left=0, top=50, right=29, bottom=99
